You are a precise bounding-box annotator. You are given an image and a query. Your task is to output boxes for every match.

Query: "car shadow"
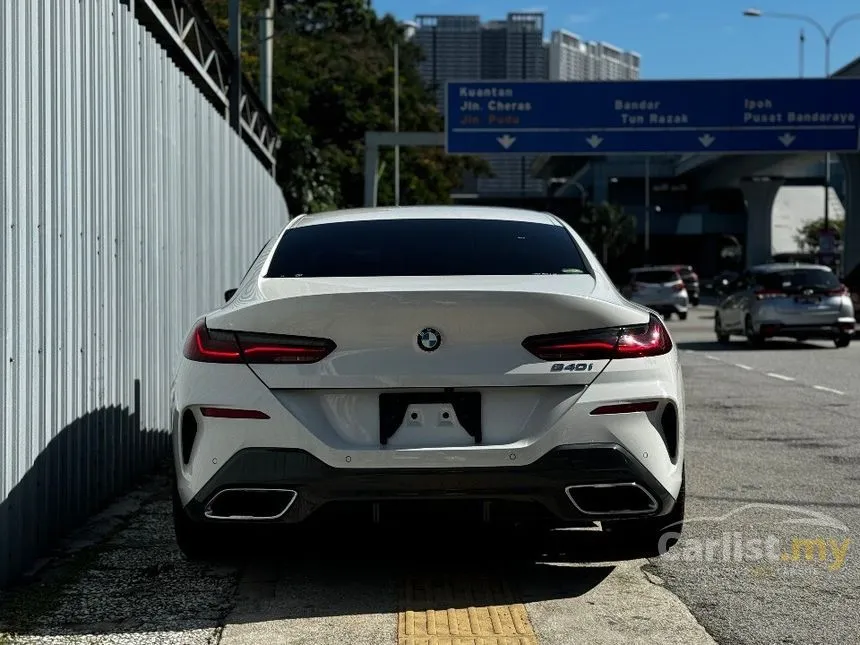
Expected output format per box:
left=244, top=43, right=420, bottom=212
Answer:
left=676, top=339, right=830, bottom=352
left=0, top=486, right=664, bottom=638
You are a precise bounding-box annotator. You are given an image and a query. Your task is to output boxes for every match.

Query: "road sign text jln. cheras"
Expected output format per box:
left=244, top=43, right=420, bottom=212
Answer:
left=444, top=78, right=860, bottom=156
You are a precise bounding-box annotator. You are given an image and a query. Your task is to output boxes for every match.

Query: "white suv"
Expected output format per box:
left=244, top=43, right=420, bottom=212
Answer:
left=625, top=267, right=689, bottom=321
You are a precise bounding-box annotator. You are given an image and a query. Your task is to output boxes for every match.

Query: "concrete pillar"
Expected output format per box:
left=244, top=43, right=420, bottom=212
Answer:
left=591, top=161, right=609, bottom=203
left=740, top=179, right=783, bottom=267
left=837, top=153, right=860, bottom=278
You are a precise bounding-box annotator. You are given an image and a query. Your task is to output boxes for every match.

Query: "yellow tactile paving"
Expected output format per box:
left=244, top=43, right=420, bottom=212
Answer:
left=398, top=573, right=538, bottom=645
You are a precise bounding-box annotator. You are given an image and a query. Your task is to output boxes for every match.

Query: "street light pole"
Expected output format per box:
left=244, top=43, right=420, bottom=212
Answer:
left=394, top=43, right=400, bottom=207
left=799, top=28, right=805, bottom=78
left=742, top=10, right=860, bottom=240
left=228, top=0, right=242, bottom=134
left=644, top=156, right=651, bottom=264
left=259, top=0, right=274, bottom=113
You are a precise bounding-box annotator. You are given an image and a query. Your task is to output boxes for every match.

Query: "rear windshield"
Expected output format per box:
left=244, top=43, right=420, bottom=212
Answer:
left=633, top=270, right=679, bottom=284
left=755, top=269, right=840, bottom=291
left=265, top=218, right=590, bottom=277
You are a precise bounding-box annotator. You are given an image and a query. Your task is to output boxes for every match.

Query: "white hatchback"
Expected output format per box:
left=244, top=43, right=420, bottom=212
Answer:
left=714, top=263, right=856, bottom=347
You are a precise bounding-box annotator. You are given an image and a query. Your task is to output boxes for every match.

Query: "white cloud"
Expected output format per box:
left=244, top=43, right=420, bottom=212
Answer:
left=568, top=11, right=597, bottom=24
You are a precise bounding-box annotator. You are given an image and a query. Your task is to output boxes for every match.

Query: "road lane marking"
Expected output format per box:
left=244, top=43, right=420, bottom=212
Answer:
left=766, top=373, right=795, bottom=381
left=813, top=385, right=845, bottom=395
left=399, top=574, right=537, bottom=644
left=684, top=350, right=849, bottom=396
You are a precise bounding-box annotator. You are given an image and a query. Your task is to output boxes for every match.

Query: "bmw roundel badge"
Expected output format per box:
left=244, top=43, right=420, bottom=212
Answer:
left=417, top=327, right=442, bottom=352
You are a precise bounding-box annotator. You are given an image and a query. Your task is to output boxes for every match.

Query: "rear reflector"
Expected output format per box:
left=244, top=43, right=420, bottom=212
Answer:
left=522, top=314, right=672, bottom=361
left=590, top=401, right=660, bottom=415
left=183, top=319, right=336, bottom=364
left=754, top=289, right=787, bottom=300
left=200, top=407, right=270, bottom=419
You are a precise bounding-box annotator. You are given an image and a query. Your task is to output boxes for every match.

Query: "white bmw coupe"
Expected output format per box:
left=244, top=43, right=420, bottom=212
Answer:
left=170, top=206, right=686, bottom=557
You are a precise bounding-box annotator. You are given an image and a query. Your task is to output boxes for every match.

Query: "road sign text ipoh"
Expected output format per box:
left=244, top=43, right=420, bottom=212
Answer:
left=444, top=78, right=860, bottom=155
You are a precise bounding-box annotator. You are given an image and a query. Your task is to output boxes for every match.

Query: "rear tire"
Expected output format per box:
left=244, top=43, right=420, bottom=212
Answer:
left=172, top=478, right=224, bottom=561
left=603, top=471, right=686, bottom=558
left=677, top=311, right=688, bottom=321
left=715, top=313, right=730, bottom=344
left=835, top=334, right=852, bottom=348
left=745, top=316, right=765, bottom=348
left=690, top=296, right=700, bottom=307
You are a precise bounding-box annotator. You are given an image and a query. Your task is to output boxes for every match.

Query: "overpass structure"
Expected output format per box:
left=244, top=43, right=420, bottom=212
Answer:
left=526, top=57, right=860, bottom=272
left=1, top=0, right=289, bottom=586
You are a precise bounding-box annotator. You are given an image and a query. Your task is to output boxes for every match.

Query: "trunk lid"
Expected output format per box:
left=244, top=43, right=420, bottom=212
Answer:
left=205, top=275, right=649, bottom=449
left=206, top=274, right=645, bottom=390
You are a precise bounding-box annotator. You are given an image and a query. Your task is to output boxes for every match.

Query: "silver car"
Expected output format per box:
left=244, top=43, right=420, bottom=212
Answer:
left=714, top=263, right=856, bottom=348
left=624, top=267, right=689, bottom=320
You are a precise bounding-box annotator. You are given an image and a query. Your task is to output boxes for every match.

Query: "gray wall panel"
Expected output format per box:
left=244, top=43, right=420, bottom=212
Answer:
left=0, top=0, right=289, bottom=587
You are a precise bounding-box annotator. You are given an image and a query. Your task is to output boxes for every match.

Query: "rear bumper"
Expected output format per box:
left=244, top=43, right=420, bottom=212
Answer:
left=755, top=319, right=856, bottom=339
left=634, top=301, right=688, bottom=315
left=630, top=296, right=688, bottom=314
left=179, top=443, right=678, bottom=526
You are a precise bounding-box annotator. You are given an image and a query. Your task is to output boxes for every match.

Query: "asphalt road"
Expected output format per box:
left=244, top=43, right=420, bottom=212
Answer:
left=657, top=306, right=860, bottom=645
left=0, top=306, right=857, bottom=644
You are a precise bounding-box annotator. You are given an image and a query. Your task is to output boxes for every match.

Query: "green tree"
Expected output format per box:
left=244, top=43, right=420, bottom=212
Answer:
left=203, top=0, right=490, bottom=214
left=794, top=217, right=845, bottom=253
left=577, top=202, right=636, bottom=265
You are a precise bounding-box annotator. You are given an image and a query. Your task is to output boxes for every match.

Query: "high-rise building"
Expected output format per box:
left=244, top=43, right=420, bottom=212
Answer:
left=548, top=30, right=640, bottom=81
left=414, top=15, right=482, bottom=108
left=413, top=12, right=548, bottom=196
left=412, top=17, right=640, bottom=197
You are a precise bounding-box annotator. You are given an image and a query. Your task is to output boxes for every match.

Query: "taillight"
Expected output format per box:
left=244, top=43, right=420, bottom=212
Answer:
left=522, top=314, right=672, bottom=361
left=182, top=319, right=336, bottom=364
left=183, top=321, right=243, bottom=363
left=826, top=284, right=849, bottom=296
left=672, top=283, right=685, bottom=292
left=754, top=289, right=786, bottom=300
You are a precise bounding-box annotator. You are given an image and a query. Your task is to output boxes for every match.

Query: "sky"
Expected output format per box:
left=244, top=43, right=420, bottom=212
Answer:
left=370, top=0, right=860, bottom=79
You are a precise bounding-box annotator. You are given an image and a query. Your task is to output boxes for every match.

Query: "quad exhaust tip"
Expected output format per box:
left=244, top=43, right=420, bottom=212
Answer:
left=204, top=488, right=298, bottom=521
left=565, top=482, right=659, bottom=516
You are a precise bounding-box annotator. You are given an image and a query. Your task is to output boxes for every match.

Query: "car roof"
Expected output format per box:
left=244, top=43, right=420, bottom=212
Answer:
left=629, top=266, right=680, bottom=273
left=750, top=262, right=831, bottom=273
left=288, top=205, right=562, bottom=228
left=636, top=264, right=691, bottom=271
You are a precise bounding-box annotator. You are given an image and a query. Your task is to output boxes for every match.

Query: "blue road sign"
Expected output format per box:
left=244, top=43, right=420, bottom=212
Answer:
left=445, top=78, right=860, bottom=155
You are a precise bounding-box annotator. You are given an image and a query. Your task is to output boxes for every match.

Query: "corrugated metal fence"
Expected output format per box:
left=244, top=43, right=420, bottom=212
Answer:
left=0, top=0, right=289, bottom=586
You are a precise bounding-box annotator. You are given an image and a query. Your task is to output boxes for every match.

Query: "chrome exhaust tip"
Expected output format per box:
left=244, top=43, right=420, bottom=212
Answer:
left=204, top=488, right=297, bottom=521
left=565, top=483, right=658, bottom=516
